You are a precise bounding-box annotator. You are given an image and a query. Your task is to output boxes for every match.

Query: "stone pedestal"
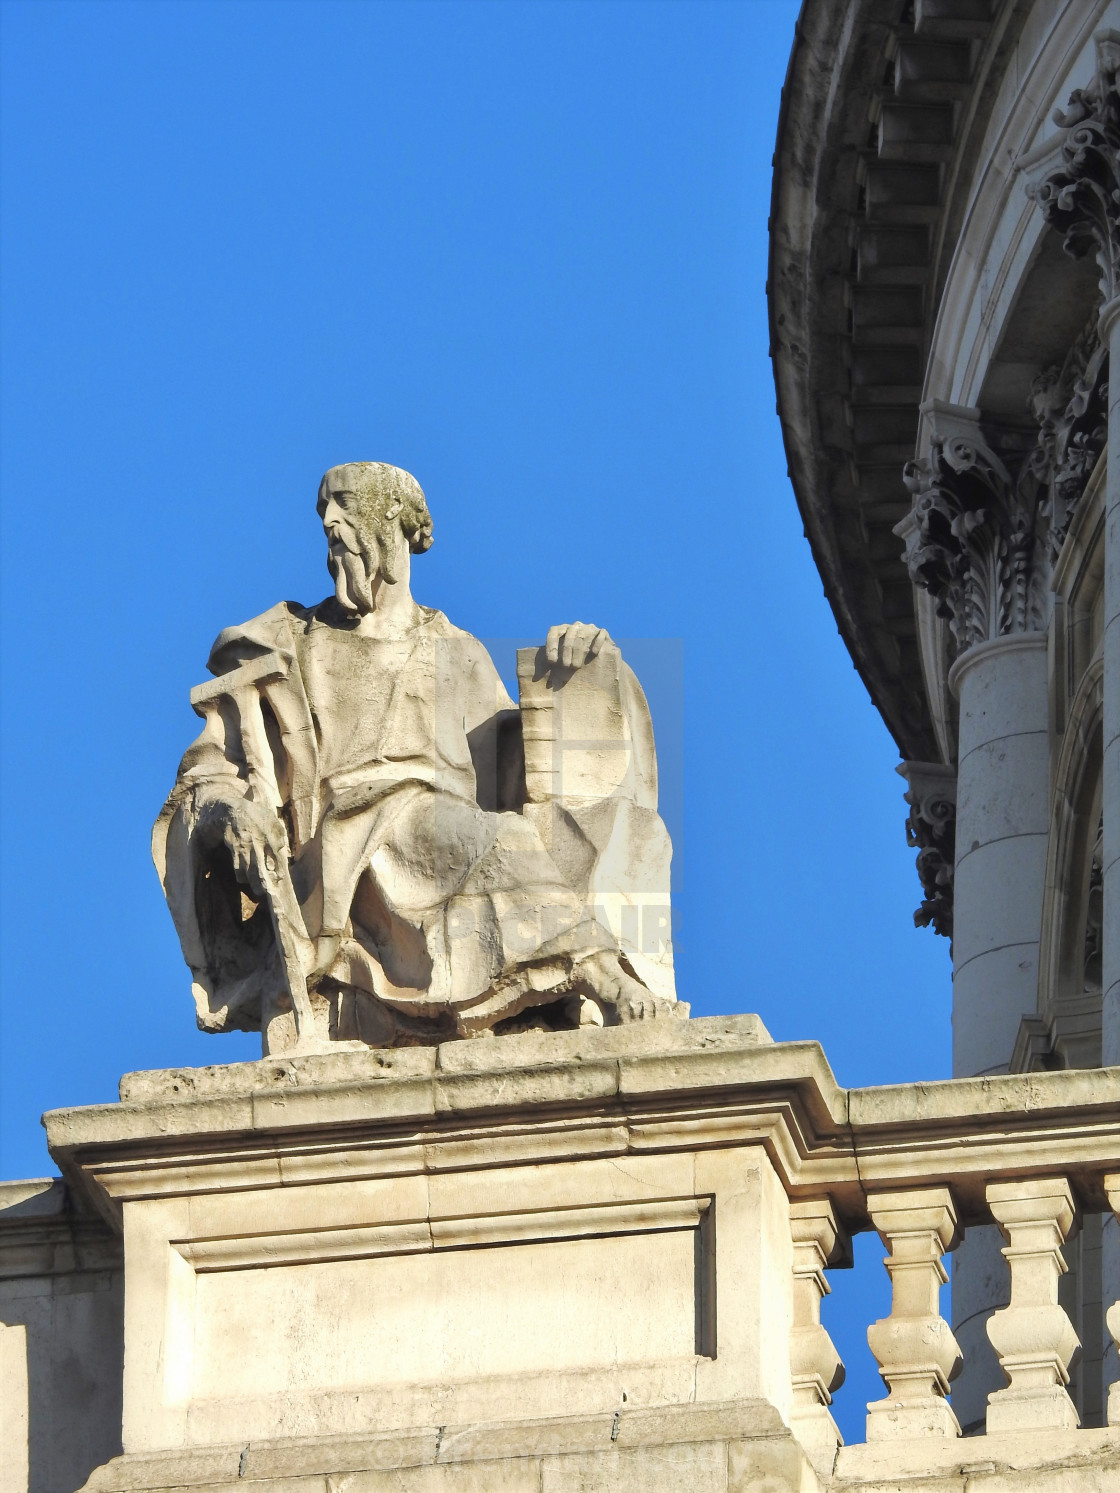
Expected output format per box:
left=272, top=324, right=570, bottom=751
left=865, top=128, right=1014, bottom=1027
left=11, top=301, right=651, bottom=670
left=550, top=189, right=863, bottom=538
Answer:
left=21, top=1016, right=1120, bottom=1491
left=44, top=1015, right=824, bottom=1493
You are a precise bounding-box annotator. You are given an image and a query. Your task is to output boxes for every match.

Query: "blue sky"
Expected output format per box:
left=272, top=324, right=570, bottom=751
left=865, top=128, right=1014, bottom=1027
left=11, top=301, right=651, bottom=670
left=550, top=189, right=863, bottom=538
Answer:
left=1, top=0, right=951, bottom=1436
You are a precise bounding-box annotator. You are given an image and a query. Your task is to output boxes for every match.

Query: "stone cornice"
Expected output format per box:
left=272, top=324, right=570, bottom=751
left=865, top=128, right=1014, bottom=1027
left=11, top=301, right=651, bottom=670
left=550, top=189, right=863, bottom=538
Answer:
left=898, top=404, right=1048, bottom=654
left=43, top=1017, right=1120, bottom=1235
left=0, top=1177, right=122, bottom=1278
left=769, top=0, right=1028, bottom=760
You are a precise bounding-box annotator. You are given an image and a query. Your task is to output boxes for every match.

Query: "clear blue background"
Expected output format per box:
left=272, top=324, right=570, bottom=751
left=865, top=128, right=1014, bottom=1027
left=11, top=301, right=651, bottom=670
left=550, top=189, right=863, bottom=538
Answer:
left=1, top=0, right=952, bottom=1441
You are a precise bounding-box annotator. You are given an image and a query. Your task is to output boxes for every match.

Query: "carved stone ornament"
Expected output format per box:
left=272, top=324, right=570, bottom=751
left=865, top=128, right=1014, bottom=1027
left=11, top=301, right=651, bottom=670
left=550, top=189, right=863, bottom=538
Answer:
left=897, top=761, right=956, bottom=942
left=154, top=462, right=684, bottom=1055
left=1028, top=32, right=1120, bottom=305
left=1026, top=319, right=1109, bottom=558
left=897, top=411, right=1048, bottom=653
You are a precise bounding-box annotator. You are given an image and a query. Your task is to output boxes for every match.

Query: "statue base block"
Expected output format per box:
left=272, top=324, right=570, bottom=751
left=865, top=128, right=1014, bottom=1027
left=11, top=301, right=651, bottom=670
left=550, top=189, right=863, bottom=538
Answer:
left=80, top=1399, right=817, bottom=1492
left=42, top=1013, right=833, bottom=1492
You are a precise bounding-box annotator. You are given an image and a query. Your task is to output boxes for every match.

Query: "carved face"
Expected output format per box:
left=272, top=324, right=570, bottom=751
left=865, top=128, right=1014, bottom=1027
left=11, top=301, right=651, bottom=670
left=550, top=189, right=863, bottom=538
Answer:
left=317, top=473, right=402, bottom=614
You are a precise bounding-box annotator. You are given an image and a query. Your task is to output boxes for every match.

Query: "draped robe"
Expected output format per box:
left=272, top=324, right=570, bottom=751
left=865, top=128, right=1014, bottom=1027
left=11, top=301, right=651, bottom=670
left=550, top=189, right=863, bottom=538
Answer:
left=154, top=599, right=615, bottom=1045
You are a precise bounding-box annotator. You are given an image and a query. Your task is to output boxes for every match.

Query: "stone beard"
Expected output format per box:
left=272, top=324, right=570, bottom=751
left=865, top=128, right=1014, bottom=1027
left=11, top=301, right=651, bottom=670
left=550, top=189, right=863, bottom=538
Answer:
left=154, top=462, right=681, bottom=1053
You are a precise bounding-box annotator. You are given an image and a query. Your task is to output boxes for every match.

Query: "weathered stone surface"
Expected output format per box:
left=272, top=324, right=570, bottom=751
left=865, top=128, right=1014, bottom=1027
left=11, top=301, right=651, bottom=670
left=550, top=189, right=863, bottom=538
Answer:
left=0, top=1181, right=124, bottom=1493
left=76, top=1404, right=809, bottom=1491
left=832, top=1426, right=1120, bottom=1490
left=154, top=462, right=682, bottom=1056
left=6, top=1020, right=1119, bottom=1490
left=76, top=1415, right=1119, bottom=1493
left=118, top=1046, right=437, bottom=1103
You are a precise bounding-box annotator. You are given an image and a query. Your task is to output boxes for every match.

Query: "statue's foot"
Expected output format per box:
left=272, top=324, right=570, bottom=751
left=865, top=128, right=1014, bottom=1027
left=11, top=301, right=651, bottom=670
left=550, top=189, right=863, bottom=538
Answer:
left=575, top=951, right=681, bottom=1024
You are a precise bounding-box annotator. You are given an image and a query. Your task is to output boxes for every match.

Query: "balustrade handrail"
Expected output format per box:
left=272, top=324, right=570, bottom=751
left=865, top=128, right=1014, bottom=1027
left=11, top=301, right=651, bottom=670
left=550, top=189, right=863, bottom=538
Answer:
left=783, top=1065, right=1120, bottom=1467
left=30, top=1019, right=1120, bottom=1476
left=791, top=1065, right=1120, bottom=1229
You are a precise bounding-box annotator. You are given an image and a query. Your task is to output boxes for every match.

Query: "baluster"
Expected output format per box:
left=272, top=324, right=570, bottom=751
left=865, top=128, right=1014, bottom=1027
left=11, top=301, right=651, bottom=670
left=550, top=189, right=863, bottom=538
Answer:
left=985, top=1178, right=1080, bottom=1432
left=788, top=1199, right=849, bottom=1472
left=1105, top=1173, right=1120, bottom=1428
left=865, top=1188, right=962, bottom=1439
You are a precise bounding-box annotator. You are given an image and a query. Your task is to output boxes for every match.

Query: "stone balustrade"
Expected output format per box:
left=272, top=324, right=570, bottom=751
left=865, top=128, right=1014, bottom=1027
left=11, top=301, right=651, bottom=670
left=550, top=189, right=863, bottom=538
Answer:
left=786, top=1157, right=1120, bottom=1478
left=7, top=1013, right=1118, bottom=1491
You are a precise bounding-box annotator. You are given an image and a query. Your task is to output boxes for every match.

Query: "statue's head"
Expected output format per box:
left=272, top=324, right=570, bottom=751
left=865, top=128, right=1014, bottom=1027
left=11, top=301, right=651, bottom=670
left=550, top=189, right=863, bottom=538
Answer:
left=317, top=462, right=433, bottom=614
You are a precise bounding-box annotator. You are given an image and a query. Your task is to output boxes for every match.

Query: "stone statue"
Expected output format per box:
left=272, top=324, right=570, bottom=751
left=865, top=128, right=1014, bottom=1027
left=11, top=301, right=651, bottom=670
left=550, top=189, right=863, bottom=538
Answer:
left=154, top=463, right=683, bottom=1053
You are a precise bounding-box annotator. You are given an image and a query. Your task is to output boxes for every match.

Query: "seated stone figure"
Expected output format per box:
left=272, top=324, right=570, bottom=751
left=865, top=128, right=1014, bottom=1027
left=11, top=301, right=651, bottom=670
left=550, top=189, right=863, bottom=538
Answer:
left=154, top=462, right=682, bottom=1053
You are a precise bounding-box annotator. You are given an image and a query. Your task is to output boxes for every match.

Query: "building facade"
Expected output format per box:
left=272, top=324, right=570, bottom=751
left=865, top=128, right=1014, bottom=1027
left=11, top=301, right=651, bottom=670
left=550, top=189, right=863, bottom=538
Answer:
left=769, top=0, right=1120, bottom=1434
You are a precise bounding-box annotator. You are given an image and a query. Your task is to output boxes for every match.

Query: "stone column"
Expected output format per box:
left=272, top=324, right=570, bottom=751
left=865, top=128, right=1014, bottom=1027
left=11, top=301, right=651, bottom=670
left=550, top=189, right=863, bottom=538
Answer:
left=897, top=409, right=1053, bottom=1433
left=1098, top=264, right=1120, bottom=1424
left=1100, top=292, right=1120, bottom=1069
left=948, top=634, right=1051, bottom=1079
left=897, top=406, right=1052, bottom=1076
left=946, top=632, right=1050, bottom=1433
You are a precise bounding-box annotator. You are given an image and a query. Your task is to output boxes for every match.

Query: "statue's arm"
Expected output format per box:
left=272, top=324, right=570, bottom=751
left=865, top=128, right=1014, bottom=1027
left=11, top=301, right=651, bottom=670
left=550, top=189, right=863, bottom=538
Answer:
left=155, top=632, right=301, bottom=885
left=170, top=611, right=304, bottom=810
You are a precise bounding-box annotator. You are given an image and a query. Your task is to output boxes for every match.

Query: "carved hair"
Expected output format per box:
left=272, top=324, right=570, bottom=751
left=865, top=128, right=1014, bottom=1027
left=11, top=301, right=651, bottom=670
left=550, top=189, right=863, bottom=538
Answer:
left=321, top=462, right=434, bottom=554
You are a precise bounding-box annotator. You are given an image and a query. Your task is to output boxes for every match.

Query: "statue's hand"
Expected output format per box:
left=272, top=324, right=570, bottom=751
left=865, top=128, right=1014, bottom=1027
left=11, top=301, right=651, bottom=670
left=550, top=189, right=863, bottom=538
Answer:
left=545, top=621, right=612, bottom=670
left=192, top=788, right=288, bottom=896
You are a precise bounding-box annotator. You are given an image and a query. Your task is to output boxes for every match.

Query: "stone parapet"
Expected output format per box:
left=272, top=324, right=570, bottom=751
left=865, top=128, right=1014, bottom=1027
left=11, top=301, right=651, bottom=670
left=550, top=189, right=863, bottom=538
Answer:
left=6, top=1015, right=1118, bottom=1491
left=75, top=1414, right=1120, bottom=1493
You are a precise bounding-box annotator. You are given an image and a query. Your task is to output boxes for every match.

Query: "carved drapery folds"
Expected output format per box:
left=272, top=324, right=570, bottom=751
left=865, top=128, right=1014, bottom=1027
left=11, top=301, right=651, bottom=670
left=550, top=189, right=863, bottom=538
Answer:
left=1028, top=33, right=1120, bottom=306
left=898, top=762, right=956, bottom=942
left=897, top=409, right=1048, bottom=654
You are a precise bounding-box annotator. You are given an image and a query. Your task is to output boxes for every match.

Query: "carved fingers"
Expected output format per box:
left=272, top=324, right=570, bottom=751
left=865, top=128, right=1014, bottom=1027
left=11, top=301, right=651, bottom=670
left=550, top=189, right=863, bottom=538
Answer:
left=544, top=622, right=612, bottom=669
left=193, top=790, right=287, bottom=897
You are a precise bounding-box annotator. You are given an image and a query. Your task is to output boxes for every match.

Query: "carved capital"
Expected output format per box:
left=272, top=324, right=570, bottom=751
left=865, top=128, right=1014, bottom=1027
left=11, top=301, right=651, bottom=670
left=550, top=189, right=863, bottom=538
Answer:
left=1028, top=32, right=1120, bottom=304
left=896, top=405, right=1047, bottom=653
left=897, top=762, right=956, bottom=942
left=1026, top=320, right=1109, bottom=558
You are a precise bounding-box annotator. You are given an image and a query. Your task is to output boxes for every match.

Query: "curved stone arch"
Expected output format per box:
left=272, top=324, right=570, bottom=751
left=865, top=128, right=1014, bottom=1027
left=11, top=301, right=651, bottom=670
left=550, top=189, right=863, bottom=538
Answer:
left=1037, top=652, right=1104, bottom=1048
left=909, top=12, right=1114, bottom=755
left=924, top=2, right=1112, bottom=411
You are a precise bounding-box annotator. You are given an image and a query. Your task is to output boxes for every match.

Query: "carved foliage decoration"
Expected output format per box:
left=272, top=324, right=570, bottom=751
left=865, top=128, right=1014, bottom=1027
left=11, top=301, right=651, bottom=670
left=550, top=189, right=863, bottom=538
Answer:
left=901, top=42, right=1119, bottom=656
left=1027, top=322, right=1109, bottom=558
left=1028, top=35, right=1120, bottom=304
left=900, top=429, right=1047, bottom=653
left=898, top=762, right=956, bottom=942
